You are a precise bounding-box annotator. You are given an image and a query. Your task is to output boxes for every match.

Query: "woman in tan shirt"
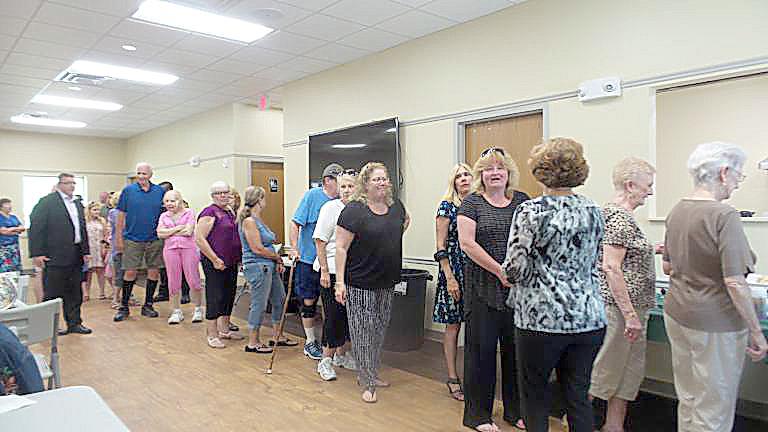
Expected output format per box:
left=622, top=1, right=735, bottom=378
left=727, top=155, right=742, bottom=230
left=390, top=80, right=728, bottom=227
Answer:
left=662, top=142, right=767, bottom=432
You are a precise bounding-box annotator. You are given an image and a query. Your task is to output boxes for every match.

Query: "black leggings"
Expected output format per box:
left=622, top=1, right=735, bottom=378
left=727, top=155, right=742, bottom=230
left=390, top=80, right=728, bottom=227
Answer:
left=202, top=257, right=237, bottom=321
left=319, top=274, right=350, bottom=349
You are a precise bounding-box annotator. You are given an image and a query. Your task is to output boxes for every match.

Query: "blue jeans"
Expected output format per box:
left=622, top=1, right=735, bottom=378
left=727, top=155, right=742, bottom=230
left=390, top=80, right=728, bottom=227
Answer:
left=243, top=262, right=285, bottom=330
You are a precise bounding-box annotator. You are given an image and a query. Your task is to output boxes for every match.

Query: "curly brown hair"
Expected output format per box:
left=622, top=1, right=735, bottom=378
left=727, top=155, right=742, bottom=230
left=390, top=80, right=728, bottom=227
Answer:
left=529, top=137, right=589, bottom=188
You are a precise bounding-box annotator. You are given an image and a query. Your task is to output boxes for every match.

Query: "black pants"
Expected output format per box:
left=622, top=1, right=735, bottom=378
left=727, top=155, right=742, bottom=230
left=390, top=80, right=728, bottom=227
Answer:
left=319, top=274, right=350, bottom=349
left=43, top=262, right=83, bottom=328
left=462, top=300, right=521, bottom=428
left=201, top=257, right=237, bottom=321
left=515, top=327, right=605, bottom=432
left=158, top=267, right=169, bottom=298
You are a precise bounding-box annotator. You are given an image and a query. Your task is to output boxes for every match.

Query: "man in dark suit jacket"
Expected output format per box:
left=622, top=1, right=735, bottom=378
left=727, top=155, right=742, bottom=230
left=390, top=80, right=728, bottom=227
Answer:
left=28, top=173, right=92, bottom=335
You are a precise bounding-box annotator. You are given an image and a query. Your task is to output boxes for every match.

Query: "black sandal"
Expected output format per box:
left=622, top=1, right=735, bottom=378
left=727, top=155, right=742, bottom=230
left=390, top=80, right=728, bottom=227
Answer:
left=228, top=322, right=240, bottom=332
left=268, top=338, right=298, bottom=347
left=244, top=344, right=273, bottom=354
left=446, top=377, right=464, bottom=401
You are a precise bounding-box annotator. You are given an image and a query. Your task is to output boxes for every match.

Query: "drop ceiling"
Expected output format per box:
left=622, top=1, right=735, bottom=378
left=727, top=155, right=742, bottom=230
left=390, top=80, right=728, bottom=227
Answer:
left=0, top=0, right=526, bottom=139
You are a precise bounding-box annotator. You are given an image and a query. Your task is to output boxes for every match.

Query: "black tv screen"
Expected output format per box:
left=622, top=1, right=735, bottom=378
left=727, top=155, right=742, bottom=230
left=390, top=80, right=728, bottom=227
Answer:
left=308, top=118, right=400, bottom=197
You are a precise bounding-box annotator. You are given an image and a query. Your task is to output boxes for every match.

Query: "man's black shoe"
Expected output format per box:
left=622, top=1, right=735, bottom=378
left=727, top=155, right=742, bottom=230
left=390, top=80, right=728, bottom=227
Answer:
left=114, top=307, right=130, bottom=322
left=141, top=304, right=159, bottom=318
left=180, top=294, right=191, bottom=304
left=67, top=324, right=93, bottom=334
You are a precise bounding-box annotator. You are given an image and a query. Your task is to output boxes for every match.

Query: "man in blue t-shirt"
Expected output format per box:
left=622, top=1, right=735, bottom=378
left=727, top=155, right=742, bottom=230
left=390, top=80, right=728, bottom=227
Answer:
left=290, top=163, right=342, bottom=360
left=113, top=162, right=165, bottom=322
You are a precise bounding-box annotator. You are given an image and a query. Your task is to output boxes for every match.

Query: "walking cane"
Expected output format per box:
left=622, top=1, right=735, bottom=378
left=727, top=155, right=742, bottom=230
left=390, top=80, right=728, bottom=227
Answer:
left=265, top=258, right=296, bottom=375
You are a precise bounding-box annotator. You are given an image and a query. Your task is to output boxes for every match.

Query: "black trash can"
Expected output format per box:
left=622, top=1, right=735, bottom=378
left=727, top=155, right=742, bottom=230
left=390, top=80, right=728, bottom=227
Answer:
left=383, top=268, right=433, bottom=352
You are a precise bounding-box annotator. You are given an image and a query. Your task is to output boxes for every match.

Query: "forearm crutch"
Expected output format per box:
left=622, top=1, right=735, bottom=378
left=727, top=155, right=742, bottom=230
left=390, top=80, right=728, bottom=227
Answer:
left=265, top=259, right=295, bottom=375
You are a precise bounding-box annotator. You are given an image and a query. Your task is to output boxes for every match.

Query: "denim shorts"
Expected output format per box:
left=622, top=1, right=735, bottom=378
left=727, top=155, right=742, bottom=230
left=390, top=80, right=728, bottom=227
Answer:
left=294, top=261, right=320, bottom=300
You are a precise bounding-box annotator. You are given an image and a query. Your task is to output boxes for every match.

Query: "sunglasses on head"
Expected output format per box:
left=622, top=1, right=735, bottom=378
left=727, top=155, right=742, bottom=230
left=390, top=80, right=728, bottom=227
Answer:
left=343, top=169, right=358, bottom=176
left=480, top=147, right=506, bottom=157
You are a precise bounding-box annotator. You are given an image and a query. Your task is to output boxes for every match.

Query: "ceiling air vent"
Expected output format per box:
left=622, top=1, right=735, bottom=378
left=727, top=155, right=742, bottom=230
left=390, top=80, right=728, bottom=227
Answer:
left=54, top=70, right=114, bottom=85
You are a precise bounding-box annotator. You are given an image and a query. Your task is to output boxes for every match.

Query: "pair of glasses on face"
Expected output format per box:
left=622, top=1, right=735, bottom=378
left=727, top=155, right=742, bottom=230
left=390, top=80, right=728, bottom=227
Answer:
left=480, top=147, right=506, bottom=157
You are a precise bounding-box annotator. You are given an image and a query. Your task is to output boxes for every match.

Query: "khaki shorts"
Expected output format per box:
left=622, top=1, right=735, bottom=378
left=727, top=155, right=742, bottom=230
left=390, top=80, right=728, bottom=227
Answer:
left=589, top=304, right=649, bottom=401
left=122, top=239, right=164, bottom=270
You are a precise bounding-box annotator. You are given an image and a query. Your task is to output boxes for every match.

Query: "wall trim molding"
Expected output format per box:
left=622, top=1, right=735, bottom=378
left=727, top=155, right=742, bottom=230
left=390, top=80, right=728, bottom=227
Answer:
left=144, top=152, right=284, bottom=172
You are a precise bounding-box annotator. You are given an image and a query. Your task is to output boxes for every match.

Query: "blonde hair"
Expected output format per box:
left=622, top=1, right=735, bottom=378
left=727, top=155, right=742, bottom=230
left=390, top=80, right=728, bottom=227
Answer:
left=529, top=137, right=589, bottom=188
left=351, top=162, right=394, bottom=206
left=86, top=201, right=105, bottom=224
left=442, top=163, right=472, bottom=206
left=470, top=149, right=520, bottom=198
left=237, top=186, right=266, bottom=225
left=338, top=173, right=356, bottom=187
left=108, top=191, right=121, bottom=208
left=612, top=157, right=656, bottom=191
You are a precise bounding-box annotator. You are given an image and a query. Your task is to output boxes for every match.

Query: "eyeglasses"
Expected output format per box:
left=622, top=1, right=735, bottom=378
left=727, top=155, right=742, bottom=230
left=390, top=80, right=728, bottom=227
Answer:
left=480, top=147, right=506, bottom=157
left=370, top=176, right=389, bottom=184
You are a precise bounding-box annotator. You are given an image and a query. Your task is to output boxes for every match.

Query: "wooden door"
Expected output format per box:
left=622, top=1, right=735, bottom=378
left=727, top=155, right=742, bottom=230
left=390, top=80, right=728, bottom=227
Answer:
left=250, top=161, right=285, bottom=244
left=465, top=112, right=544, bottom=198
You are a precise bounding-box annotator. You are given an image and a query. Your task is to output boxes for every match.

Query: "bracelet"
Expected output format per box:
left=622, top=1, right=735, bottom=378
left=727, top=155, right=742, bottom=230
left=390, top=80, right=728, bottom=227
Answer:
left=433, top=250, right=449, bottom=262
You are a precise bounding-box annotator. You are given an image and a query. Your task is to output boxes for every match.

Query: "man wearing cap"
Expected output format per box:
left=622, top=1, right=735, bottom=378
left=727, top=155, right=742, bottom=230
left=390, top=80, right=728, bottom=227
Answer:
left=289, top=163, right=342, bottom=360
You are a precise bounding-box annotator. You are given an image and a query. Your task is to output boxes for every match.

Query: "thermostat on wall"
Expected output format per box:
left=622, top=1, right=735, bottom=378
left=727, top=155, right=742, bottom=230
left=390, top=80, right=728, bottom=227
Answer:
left=577, top=77, right=622, bottom=102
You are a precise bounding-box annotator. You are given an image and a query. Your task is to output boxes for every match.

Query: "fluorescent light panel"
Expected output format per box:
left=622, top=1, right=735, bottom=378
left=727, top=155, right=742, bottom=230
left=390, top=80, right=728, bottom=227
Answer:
left=332, top=144, right=367, bottom=149
left=11, top=115, right=86, bottom=129
left=31, top=95, right=123, bottom=111
left=67, top=60, right=178, bottom=85
left=132, top=0, right=274, bottom=43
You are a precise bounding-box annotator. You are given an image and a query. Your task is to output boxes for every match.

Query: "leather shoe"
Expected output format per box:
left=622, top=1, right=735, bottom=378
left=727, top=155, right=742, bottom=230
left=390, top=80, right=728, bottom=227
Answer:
left=180, top=294, right=191, bottom=304
left=114, top=307, right=130, bottom=322
left=141, top=304, right=159, bottom=318
left=67, top=324, right=92, bottom=335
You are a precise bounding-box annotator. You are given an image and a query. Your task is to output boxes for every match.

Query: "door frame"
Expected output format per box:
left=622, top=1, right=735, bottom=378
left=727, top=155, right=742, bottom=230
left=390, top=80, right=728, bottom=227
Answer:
left=246, top=155, right=284, bottom=187
left=454, top=103, right=549, bottom=164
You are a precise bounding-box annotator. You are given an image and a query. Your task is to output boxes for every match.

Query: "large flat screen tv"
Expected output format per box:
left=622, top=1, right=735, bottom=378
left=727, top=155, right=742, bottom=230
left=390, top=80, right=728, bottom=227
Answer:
left=308, top=118, right=401, bottom=197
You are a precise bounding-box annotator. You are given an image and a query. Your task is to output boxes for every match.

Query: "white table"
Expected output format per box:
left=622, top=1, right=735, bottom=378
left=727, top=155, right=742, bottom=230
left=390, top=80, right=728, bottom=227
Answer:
left=0, top=386, right=129, bottom=431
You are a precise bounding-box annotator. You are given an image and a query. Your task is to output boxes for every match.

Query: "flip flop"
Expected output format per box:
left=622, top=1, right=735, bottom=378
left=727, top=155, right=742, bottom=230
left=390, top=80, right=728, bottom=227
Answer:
left=244, top=344, right=273, bottom=354
left=268, top=338, right=299, bottom=347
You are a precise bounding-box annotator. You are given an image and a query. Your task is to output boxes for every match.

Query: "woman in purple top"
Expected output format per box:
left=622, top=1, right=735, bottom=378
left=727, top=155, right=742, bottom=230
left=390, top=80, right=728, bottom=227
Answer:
left=196, top=181, right=243, bottom=349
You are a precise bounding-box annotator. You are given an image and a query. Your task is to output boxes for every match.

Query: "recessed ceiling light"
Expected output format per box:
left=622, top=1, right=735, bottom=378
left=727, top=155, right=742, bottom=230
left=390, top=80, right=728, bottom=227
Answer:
left=11, top=114, right=86, bottom=129
left=65, top=60, right=178, bottom=85
left=68, top=86, right=82, bottom=91
left=31, top=95, right=123, bottom=111
left=121, top=44, right=137, bottom=51
left=131, top=0, right=274, bottom=43
left=332, top=144, right=367, bottom=149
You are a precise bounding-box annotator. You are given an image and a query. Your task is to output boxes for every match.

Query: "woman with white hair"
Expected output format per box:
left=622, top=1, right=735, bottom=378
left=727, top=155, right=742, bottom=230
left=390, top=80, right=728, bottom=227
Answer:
left=589, top=157, right=659, bottom=432
left=196, top=181, right=243, bottom=348
left=663, top=142, right=767, bottom=432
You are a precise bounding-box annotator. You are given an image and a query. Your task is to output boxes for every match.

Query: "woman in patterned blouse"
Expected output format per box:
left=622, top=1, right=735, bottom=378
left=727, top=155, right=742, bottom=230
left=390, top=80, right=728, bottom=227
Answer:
left=502, top=137, right=606, bottom=432
left=433, top=163, right=472, bottom=401
left=589, top=157, right=658, bottom=432
left=458, top=149, right=529, bottom=432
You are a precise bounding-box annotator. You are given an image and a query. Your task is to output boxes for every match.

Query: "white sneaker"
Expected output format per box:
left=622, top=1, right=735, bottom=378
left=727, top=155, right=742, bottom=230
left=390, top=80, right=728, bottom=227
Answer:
left=168, top=309, right=184, bottom=325
left=332, top=352, right=344, bottom=367
left=317, top=357, right=337, bottom=381
left=192, top=307, right=203, bottom=323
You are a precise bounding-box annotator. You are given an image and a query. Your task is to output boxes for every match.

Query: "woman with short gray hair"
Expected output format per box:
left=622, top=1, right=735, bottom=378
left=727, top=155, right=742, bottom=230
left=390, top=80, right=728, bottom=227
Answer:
left=663, top=142, right=766, bottom=432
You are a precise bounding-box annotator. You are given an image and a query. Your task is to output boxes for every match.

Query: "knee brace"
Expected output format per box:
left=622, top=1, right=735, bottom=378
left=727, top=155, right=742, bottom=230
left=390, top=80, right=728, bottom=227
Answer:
left=301, top=302, right=317, bottom=318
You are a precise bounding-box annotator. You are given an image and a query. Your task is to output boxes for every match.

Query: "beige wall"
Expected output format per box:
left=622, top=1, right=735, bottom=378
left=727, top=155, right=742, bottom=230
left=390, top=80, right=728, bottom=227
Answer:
left=281, top=0, right=768, bottom=331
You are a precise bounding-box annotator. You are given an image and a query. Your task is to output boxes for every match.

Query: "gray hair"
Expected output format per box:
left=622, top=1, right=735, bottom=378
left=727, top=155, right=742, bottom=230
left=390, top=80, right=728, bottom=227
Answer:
left=612, top=157, right=655, bottom=191
left=135, top=162, right=153, bottom=174
left=687, top=142, right=747, bottom=187
left=209, top=181, right=230, bottom=194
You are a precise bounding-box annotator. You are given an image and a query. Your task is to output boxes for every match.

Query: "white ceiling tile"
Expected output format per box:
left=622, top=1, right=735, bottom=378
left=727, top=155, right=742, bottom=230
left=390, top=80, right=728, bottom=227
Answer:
left=305, top=43, right=369, bottom=63
left=92, top=36, right=166, bottom=59
left=285, top=14, right=365, bottom=42
left=171, top=78, right=222, bottom=92
left=322, top=0, right=411, bottom=26
left=251, top=66, right=307, bottom=83
left=22, top=22, right=99, bottom=48
left=13, top=38, right=87, bottom=60
left=255, top=31, right=326, bottom=55
left=80, top=50, right=148, bottom=68
left=110, top=20, right=188, bottom=47
left=131, top=94, right=183, bottom=109
left=152, top=87, right=207, bottom=100
left=274, top=0, right=340, bottom=11
left=206, top=58, right=268, bottom=75
left=215, top=77, right=278, bottom=96
left=0, top=1, right=42, bottom=19
left=56, top=110, right=108, bottom=122
left=48, top=0, right=143, bottom=17
left=91, top=88, right=152, bottom=105
left=0, top=94, right=39, bottom=107
left=391, top=0, right=432, bottom=6
left=375, top=9, right=456, bottom=38
left=171, top=34, right=244, bottom=57
left=186, top=68, right=245, bottom=84
left=0, top=17, right=27, bottom=37
left=0, top=83, right=38, bottom=97
left=151, top=48, right=215, bottom=68
left=0, top=73, right=49, bottom=89
left=278, top=56, right=336, bottom=74
left=44, top=82, right=102, bottom=98
left=33, top=2, right=121, bottom=34
left=187, top=93, right=240, bottom=106
left=0, top=50, right=8, bottom=61
left=0, top=35, right=16, bottom=51
left=336, top=28, right=408, bottom=51
left=229, top=45, right=293, bottom=66
left=421, top=0, right=515, bottom=23
left=4, top=53, right=71, bottom=71
left=0, top=64, right=60, bottom=80
left=224, top=0, right=312, bottom=29
left=139, top=60, right=199, bottom=76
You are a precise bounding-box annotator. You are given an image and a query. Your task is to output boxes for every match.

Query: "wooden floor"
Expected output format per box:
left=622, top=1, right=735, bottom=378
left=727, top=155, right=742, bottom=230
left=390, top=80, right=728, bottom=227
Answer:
left=38, top=294, right=566, bottom=432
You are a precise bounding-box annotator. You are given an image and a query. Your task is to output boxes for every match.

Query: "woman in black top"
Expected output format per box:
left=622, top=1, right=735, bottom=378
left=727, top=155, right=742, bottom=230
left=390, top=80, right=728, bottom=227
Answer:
left=457, top=148, right=529, bottom=432
left=335, top=162, right=410, bottom=404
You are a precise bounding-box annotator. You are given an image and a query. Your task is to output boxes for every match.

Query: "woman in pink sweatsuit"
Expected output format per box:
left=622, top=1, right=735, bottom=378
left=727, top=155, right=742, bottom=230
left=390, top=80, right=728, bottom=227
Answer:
left=157, top=190, right=203, bottom=325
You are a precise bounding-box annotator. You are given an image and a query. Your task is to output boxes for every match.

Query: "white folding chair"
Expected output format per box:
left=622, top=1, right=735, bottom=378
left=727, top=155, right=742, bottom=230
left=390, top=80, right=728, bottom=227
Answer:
left=0, top=298, right=62, bottom=389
